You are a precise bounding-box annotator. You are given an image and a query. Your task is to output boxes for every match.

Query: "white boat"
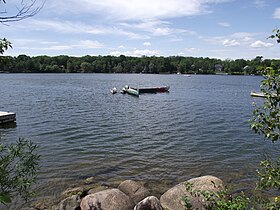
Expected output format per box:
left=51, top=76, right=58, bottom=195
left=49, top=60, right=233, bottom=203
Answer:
left=110, top=87, right=117, bottom=94
left=250, top=91, right=277, bottom=98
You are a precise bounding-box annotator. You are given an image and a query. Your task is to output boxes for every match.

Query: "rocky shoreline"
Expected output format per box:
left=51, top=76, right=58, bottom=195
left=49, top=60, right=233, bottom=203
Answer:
left=23, top=175, right=224, bottom=210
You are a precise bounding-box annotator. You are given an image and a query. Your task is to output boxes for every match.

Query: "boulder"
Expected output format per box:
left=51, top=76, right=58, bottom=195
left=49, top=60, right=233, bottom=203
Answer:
left=118, top=180, right=151, bottom=204
left=134, top=196, right=163, bottom=210
left=160, top=175, right=223, bottom=210
left=62, top=187, right=85, bottom=197
left=80, top=188, right=134, bottom=210
left=57, top=194, right=81, bottom=210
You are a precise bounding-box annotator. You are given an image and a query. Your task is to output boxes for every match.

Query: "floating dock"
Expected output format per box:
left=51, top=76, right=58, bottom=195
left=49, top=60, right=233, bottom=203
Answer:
left=0, top=111, right=16, bottom=124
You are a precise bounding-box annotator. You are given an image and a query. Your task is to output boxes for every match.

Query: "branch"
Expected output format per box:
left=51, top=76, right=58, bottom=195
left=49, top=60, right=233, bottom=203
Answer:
left=0, top=0, right=45, bottom=23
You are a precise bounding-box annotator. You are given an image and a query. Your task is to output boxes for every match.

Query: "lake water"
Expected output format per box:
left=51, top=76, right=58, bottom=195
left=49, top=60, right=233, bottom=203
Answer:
left=0, top=73, right=279, bottom=208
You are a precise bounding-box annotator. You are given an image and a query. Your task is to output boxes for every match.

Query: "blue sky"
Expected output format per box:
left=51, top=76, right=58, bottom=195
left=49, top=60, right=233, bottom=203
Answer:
left=1, top=0, right=280, bottom=59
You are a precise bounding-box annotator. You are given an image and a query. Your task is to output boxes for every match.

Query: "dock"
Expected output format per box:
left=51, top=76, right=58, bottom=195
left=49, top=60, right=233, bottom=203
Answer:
left=0, top=111, right=16, bottom=124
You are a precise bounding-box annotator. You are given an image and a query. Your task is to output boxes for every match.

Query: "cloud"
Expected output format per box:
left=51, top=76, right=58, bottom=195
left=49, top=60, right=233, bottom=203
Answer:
left=21, top=19, right=106, bottom=34
left=143, top=42, right=151, bottom=46
left=250, top=40, right=273, bottom=48
left=19, top=19, right=149, bottom=40
left=185, top=47, right=200, bottom=53
left=254, top=0, right=266, bottom=8
left=121, top=20, right=195, bottom=37
left=273, top=8, right=280, bottom=19
left=218, top=22, right=230, bottom=27
left=223, top=39, right=240, bottom=47
left=109, top=49, right=160, bottom=57
left=47, top=0, right=230, bottom=21
left=19, top=40, right=104, bottom=51
left=201, top=32, right=256, bottom=46
left=230, top=32, right=255, bottom=39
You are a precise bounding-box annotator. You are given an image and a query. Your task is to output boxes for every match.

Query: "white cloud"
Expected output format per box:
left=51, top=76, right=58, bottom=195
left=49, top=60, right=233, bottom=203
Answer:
left=185, top=47, right=200, bottom=53
left=20, top=40, right=104, bottom=51
left=223, top=39, right=240, bottom=47
left=273, top=8, right=280, bottom=19
left=121, top=20, right=195, bottom=37
left=109, top=49, right=160, bottom=57
left=250, top=40, right=273, bottom=48
left=134, top=49, right=160, bottom=56
left=230, top=32, right=255, bottom=39
left=254, top=0, right=266, bottom=8
left=218, top=22, right=230, bottom=27
left=47, top=0, right=230, bottom=21
left=20, top=19, right=149, bottom=40
left=143, top=42, right=151, bottom=46
left=26, top=20, right=99, bottom=34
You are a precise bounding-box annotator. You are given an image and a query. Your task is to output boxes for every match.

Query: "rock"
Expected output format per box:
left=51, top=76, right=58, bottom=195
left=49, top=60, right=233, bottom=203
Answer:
left=83, top=177, right=95, bottom=185
left=57, top=195, right=81, bottom=210
left=87, top=186, right=109, bottom=195
left=134, top=196, right=163, bottom=210
left=118, top=180, right=151, bottom=204
left=160, top=175, right=224, bottom=210
left=80, top=188, right=134, bottom=210
left=62, top=187, right=85, bottom=197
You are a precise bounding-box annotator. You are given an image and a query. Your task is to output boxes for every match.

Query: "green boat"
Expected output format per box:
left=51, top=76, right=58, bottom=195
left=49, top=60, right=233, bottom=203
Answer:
left=126, top=88, right=139, bottom=97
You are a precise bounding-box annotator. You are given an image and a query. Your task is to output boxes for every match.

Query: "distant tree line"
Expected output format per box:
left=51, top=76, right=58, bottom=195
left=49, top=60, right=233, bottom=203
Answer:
left=0, top=54, right=279, bottom=75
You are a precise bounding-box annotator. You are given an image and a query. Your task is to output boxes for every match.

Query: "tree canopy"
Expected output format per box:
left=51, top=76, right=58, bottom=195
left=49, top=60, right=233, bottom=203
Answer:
left=0, top=54, right=279, bottom=75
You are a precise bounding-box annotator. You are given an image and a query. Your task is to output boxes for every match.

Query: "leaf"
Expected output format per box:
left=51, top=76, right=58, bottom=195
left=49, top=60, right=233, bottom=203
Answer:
left=0, top=192, right=11, bottom=204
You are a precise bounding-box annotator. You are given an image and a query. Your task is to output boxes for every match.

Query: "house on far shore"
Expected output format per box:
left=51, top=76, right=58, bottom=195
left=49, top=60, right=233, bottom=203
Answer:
left=214, top=64, right=223, bottom=72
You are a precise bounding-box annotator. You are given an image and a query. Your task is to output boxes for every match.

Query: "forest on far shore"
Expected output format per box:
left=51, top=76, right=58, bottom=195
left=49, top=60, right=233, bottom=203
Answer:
left=0, top=54, right=279, bottom=75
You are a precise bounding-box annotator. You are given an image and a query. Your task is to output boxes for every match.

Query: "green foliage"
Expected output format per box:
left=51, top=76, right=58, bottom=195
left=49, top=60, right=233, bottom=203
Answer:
left=182, top=181, right=252, bottom=210
left=249, top=29, right=280, bottom=209
left=0, top=138, right=40, bottom=205
left=1, top=54, right=280, bottom=74
left=250, top=67, right=280, bottom=142
left=256, top=157, right=280, bottom=190
left=268, top=29, right=280, bottom=43
left=0, top=38, right=12, bottom=55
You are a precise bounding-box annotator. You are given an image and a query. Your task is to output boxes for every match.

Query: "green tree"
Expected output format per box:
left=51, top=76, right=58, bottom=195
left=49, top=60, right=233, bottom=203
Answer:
left=0, top=0, right=42, bottom=205
left=0, top=138, right=40, bottom=205
left=250, top=29, right=280, bottom=208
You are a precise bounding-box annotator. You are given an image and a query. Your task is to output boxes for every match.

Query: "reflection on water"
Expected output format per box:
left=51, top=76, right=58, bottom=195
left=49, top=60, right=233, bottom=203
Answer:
left=0, top=122, right=17, bottom=129
left=0, top=73, right=279, bottom=208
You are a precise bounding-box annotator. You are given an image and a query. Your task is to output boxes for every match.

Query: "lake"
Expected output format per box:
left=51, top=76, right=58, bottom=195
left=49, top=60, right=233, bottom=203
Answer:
left=0, top=73, right=279, bottom=208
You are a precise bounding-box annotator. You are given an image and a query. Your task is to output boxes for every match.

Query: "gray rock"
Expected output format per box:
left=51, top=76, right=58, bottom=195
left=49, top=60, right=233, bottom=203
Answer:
left=118, top=180, right=151, bottom=204
left=62, top=187, right=84, bottom=197
left=87, top=186, right=109, bottom=195
left=134, top=196, right=163, bottom=210
left=160, top=175, right=224, bottom=210
left=57, top=195, right=81, bottom=210
left=80, top=188, right=134, bottom=210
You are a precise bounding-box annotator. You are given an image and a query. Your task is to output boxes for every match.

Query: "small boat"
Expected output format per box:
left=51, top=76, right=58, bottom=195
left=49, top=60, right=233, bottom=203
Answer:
left=250, top=91, right=265, bottom=98
left=110, top=87, right=117, bottom=94
left=250, top=91, right=277, bottom=98
left=130, top=86, right=170, bottom=94
left=126, top=88, right=139, bottom=97
left=120, top=87, right=127, bottom=94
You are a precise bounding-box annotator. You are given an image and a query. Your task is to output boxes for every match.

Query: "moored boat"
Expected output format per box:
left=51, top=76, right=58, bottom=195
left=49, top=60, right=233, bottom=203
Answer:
left=250, top=91, right=277, bottom=98
left=110, top=87, right=117, bottom=94
left=126, top=88, right=139, bottom=97
left=131, top=86, right=170, bottom=94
